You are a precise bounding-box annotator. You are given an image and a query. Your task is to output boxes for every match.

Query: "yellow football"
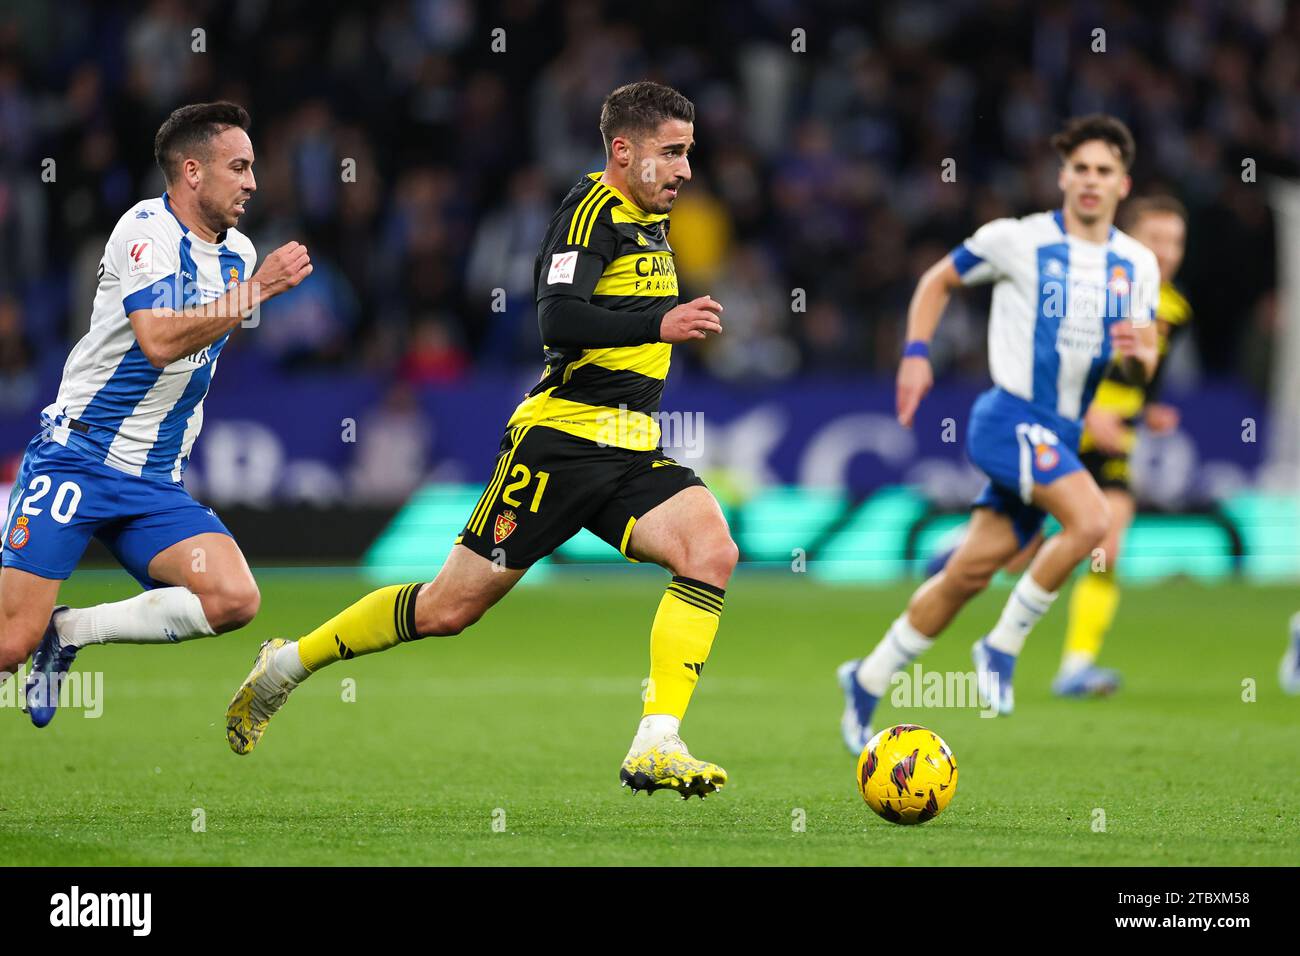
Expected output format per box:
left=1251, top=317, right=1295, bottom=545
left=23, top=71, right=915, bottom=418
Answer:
left=856, top=724, right=958, bottom=824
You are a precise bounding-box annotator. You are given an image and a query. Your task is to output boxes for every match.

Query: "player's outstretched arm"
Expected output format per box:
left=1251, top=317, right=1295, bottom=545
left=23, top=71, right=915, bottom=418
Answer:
left=129, top=241, right=312, bottom=368
left=896, top=255, right=961, bottom=428
left=537, top=294, right=723, bottom=349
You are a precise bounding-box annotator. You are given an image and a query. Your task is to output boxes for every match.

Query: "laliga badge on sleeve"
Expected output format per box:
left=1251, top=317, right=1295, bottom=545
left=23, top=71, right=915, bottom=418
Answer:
left=127, top=238, right=153, bottom=277
left=547, top=251, right=578, bottom=285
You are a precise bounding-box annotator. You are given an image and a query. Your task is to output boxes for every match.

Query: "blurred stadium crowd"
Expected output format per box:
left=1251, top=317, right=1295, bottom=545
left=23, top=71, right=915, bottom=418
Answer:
left=0, top=0, right=1295, bottom=410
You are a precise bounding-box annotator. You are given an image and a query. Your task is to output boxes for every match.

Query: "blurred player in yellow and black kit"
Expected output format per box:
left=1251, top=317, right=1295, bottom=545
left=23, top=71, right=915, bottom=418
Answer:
left=1052, top=195, right=1192, bottom=696
left=225, top=82, right=741, bottom=799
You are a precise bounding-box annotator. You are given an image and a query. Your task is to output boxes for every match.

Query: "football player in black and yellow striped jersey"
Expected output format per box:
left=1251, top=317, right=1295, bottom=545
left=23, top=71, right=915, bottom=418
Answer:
left=506, top=169, right=684, bottom=450
left=1053, top=195, right=1192, bottom=696
left=225, top=82, right=739, bottom=799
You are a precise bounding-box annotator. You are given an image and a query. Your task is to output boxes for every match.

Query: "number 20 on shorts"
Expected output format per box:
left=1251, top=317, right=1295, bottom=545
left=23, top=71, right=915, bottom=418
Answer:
left=18, top=476, right=83, bottom=524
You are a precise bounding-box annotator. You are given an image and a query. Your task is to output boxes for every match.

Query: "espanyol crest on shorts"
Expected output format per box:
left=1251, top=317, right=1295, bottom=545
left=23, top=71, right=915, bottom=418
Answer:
left=8, top=515, right=31, bottom=550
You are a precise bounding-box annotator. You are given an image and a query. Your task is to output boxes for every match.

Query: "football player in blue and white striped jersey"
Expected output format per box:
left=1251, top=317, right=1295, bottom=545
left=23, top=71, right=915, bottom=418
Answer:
left=840, top=115, right=1160, bottom=749
left=0, top=102, right=312, bottom=727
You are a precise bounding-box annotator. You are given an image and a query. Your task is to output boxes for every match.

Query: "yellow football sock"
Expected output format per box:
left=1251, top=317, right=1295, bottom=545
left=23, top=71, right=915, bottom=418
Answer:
left=1062, top=570, right=1120, bottom=667
left=643, top=576, right=725, bottom=720
left=297, top=583, right=423, bottom=673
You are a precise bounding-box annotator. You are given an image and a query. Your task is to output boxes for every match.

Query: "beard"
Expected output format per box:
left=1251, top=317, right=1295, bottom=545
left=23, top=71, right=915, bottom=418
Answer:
left=635, top=181, right=679, bottom=214
left=197, top=190, right=239, bottom=233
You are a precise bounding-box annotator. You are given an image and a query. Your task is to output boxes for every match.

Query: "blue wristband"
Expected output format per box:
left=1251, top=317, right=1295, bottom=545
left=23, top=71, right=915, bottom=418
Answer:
left=903, top=340, right=931, bottom=359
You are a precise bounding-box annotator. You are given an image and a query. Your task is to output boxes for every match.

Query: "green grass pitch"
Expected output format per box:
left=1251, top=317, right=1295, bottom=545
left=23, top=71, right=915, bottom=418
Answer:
left=1, top=569, right=1296, bottom=865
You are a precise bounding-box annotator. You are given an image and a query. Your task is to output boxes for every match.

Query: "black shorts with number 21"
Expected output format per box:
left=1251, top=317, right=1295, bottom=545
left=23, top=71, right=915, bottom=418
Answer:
left=456, top=424, right=705, bottom=569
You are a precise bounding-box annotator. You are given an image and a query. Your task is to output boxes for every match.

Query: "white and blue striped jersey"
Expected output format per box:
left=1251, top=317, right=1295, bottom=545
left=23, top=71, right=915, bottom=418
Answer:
left=41, top=194, right=256, bottom=482
left=952, top=209, right=1159, bottom=423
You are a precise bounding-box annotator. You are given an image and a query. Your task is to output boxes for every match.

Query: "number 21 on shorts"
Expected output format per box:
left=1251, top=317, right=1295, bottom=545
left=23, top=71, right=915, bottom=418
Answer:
left=502, top=465, right=549, bottom=513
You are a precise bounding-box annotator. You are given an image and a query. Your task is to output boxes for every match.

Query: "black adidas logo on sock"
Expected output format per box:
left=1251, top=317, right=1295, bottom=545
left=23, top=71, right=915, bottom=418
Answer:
left=683, top=661, right=704, bottom=676
left=335, top=634, right=354, bottom=660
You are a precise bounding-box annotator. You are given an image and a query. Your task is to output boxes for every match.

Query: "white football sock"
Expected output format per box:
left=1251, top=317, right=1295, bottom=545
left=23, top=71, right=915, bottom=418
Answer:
left=269, top=641, right=309, bottom=684
left=55, top=587, right=216, bottom=648
left=986, top=573, right=1057, bottom=656
left=629, top=713, right=680, bottom=754
left=856, top=613, right=935, bottom=697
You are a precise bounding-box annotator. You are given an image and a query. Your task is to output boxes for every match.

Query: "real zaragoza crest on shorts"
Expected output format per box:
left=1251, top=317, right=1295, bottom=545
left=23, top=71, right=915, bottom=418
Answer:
left=494, top=509, right=518, bottom=544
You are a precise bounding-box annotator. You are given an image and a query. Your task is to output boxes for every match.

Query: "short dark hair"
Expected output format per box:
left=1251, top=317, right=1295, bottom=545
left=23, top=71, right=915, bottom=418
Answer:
left=1120, top=194, right=1188, bottom=231
left=154, top=101, right=251, bottom=184
left=599, top=82, right=695, bottom=157
left=1050, top=114, right=1136, bottom=170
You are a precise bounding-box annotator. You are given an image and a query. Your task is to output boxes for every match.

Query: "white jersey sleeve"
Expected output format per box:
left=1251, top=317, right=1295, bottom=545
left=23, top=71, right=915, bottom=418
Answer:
left=116, top=210, right=185, bottom=314
left=951, top=218, right=1024, bottom=286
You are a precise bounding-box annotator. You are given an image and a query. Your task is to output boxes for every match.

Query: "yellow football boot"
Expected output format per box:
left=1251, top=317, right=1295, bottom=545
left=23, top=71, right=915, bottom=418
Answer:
left=619, top=735, right=728, bottom=799
left=226, top=639, right=297, bottom=755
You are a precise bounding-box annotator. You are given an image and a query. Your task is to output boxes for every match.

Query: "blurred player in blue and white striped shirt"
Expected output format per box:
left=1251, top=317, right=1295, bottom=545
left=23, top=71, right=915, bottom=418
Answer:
left=840, top=115, right=1160, bottom=750
left=0, top=102, right=312, bottom=727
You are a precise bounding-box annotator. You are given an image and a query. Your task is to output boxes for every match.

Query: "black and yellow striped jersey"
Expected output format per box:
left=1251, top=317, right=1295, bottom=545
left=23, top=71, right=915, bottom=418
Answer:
left=1080, top=281, right=1193, bottom=452
left=507, top=173, right=679, bottom=451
